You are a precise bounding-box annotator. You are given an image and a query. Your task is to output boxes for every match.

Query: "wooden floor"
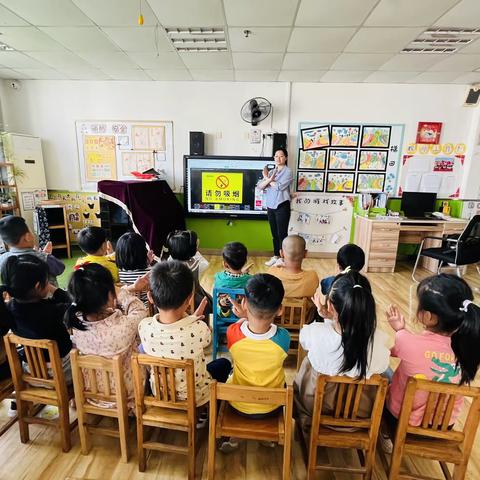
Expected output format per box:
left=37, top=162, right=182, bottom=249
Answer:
left=1, top=255, right=479, bottom=480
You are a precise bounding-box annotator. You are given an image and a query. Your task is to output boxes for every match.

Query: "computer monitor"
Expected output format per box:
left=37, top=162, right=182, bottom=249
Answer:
left=401, top=192, right=437, bottom=218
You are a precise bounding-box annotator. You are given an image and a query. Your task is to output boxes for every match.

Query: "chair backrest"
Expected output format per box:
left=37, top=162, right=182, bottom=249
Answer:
left=395, top=377, right=480, bottom=446
left=275, top=297, right=310, bottom=331
left=4, top=333, right=67, bottom=394
left=70, top=349, right=126, bottom=408
left=312, top=374, right=388, bottom=431
left=456, top=215, right=480, bottom=264
left=212, top=287, right=246, bottom=322
left=131, top=353, right=196, bottom=415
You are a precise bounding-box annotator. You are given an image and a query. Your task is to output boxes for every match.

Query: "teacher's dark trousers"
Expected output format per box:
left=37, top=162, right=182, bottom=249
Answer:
left=267, top=200, right=291, bottom=257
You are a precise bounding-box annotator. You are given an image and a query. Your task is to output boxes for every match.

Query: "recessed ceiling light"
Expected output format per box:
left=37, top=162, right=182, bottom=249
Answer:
left=166, top=26, right=228, bottom=53
left=402, top=47, right=457, bottom=53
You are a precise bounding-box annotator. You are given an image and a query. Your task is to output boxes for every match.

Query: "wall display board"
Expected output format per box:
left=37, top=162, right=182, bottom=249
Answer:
left=297, top=123, right=405, bottom=194
left=288, top=193, right=355, bottom=253
left=75, top=120, right=174, bottom=191
left=398, top=154, right=464, bottom=198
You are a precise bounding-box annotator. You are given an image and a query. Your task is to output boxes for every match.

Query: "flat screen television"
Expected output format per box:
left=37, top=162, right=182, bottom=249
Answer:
left=184, top=155, right=274, bottom=219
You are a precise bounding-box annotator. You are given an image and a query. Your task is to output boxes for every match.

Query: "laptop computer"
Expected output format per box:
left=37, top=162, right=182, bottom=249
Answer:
left=401, top=192, right=437, bottom=220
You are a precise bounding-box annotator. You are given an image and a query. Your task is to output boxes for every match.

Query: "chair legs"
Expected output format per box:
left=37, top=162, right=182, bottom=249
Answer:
left=17, top=399, right=29, bottom=444
left=137, top=419, right=146, bottom=472
left=58, top=403, right=72, bottom=453
left=187, top=426, right=196, bottom=480
left=118, top=410, right=129, bottom=463
left=411, top=250, right=423, bottom=283
left=77, top=408, right=91, bottom=455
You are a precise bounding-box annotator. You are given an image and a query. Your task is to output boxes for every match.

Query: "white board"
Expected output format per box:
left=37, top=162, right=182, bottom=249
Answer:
left=288, top=193, right=355, bottom=253
left=75, top=120, right=174, bottom=191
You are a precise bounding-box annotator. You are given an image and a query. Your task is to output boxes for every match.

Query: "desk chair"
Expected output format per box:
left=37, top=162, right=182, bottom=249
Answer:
left=382, top=377, right=480, bottom=480
left=212, top=287, right=245, bottom=360
left=412, top=215, right=480, bottom=282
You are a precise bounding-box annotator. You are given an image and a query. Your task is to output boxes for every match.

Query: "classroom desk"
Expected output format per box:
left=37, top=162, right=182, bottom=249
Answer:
left=354, top=215, right=467, bottom=273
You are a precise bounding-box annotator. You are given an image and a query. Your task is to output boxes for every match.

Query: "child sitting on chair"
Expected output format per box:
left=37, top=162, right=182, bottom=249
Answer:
left=138, top=261, right=231, bottom=416
left=220, top=274, right=290, bottom=452
left=76, top=226, right=119, bottom=282
left=268, top=234, right=319, bottom=298
left=214, top=242, right=250, bottom=318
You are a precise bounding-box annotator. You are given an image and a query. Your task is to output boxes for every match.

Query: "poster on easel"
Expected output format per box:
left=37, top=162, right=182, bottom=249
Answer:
left=76, top=120, right=174, bottom=191
left=288, top=193, right=355, bottom=253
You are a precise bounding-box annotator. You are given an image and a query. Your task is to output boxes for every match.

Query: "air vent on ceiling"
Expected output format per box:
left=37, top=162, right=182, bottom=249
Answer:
left=424, top=27, right=480, bottom=35
left=402, top=47, right=458, bottom=53
left=404, top=26, right=480, bottom=53
left=166, top=27, right=227, bottom=52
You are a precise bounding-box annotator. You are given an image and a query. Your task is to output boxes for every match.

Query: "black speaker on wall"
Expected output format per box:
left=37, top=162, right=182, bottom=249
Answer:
left=272, top=133, right=287, bottom=156
left=190, top=131, right=205, bottom=156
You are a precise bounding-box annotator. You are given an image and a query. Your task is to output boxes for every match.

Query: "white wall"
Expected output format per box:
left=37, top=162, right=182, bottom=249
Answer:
left=0, top=79, right=478, bottom=198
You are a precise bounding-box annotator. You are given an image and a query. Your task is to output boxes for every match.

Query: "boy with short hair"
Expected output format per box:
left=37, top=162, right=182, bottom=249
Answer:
left=0, top=215, right=65, bottom=284
left=138, top=261, right=231, bottom=407
left=268, top=234, right=319, bottom=298
left=76, top=226, right=119, bottom=282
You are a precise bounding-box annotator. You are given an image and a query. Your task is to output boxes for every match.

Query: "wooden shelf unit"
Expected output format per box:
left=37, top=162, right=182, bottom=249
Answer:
left=38, top=201, right=71, bottom=259
left=0, top=162, right=20, bottom=218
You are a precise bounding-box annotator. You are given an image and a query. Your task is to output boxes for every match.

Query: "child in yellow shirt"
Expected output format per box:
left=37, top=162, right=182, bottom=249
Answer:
left=75, top=226, right=119, bottom=282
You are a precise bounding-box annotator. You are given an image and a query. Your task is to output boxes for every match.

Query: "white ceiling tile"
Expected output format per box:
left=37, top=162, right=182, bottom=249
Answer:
left=233, top=52, right=283, bottom=70
left=61, top=67, right=111, bottom=80
left=146, top=69, right=192, bottom=80
left=0, top=0, right=93, bottom=26
left=126, top=52, right=184, bottom=69
left=101, top=27, right=173, bottom=53
left=364, top=0, right=459, bottom=27
left=428, top=54, right=480, bottom=72
left=345, top=27, right=424, bottom=53
left=26, top=50, right=92, bottom=69
left=190, top=69, right=234, bottom=81
left=282, top=53, right=338, bottom=70
left=0, top=27, right=64, bottom=51
left=320, top=70, right=372, bottom=82
left=224, top=0, right=298, bottom=27
left=0, top=51, right=48, bottom=68
left=73, top=0, right=159, bottom=26
left=76, top=51, right=138, bottom=69
left=13, top=68, right=68, bottom=79
left=0, top=68, right=30, bottom=79
left=235, top=70, right=279, bottom=81
left=380, top=53, right=448, bottom=71
left=450, top=72, right=480, bottom=83
left=229, top=27, right=291, bottom=53
left=406, top=71, right=466, bottom=83
left=105, top=70, right=151, bottom=80
left=363, top=71, right=419, bottom=82
left=459, top=39, right=480, bottom=54
left=288, top=27, right=356, bottom=52
left=40, top=27, right=119, bottom=52
left=148, top=0, right=225, bottom=26
left=296, top=0, right=378, bottom=26
left=434, top=0, right=480, bottom=28
left=331, top=53, right=393, bottom=70
left=278, top=70, right=326, bottom=81
left=179, top=52, right=232, bottom=69
left=0, top=5, right=29, bottom=26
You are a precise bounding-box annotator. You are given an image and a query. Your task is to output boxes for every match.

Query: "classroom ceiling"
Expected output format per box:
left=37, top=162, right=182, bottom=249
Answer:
left=0, top=0, right=478, bottom=84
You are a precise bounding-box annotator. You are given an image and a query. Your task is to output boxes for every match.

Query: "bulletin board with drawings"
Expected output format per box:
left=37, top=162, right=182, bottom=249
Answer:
left=75, top=120, right=174, bottom=191
left=297, top=122, right=404, bottom=195
left=48, top=190, right=101, bottom=243
left=288, top=193, right=355, bottom=254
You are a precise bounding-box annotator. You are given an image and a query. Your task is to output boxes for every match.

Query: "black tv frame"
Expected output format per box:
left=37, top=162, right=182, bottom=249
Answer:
left=184, top=155, right=271, bottom=220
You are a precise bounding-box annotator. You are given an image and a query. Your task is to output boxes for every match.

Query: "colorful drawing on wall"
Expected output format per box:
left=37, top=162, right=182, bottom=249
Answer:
left=298, top=149, right=326, bottom=169
left=83, top=135, right=117, bottom=182
left=359, top=150, right=388, bottom=171
left=356, top=173, right=385, bottom=192
left=416, top=122, right=442, bottom=144
left=361, top=126, right=391, bottom=148
left=297, top=171, right=324, bottom=192
left=326, top=172, right=355, bottom=193
left=328, top=149, right=357, bottom=170
left=331, top=126, right=360, bottom=147
left=301, top=126, right=330, bottom=150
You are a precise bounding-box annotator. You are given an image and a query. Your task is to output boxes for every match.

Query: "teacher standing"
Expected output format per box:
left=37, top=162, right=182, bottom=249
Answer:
left=259, top=148, right=293, bottom=267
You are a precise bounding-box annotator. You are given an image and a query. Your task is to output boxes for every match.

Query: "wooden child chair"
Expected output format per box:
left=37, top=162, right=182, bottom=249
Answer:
left=274, top=297, right=314, bottom=369
left=303, top=374, right=387, bottom=480
left=384, top=377, right=480, bottom=480
left=3, top=333, right=77, bottom=452
left=70, top=349, right=130, bottom=462
left=208, top=381, right=294, bottom=480
left=131, top=353, right=197, bottom=478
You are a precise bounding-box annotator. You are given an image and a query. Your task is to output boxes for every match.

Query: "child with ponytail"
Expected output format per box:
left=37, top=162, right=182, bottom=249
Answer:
left=294, top=270, right=390, bottom=432
left=385, top=273, right=480, bottom=427
left=66, top=263, right=148, bottom=409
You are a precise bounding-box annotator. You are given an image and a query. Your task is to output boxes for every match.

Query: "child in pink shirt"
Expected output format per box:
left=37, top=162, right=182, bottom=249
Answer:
left=385, top=274, right=480, bottom=428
